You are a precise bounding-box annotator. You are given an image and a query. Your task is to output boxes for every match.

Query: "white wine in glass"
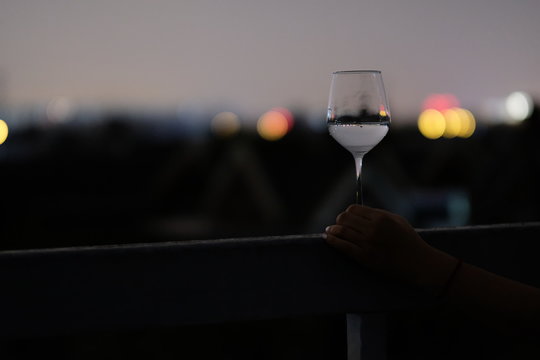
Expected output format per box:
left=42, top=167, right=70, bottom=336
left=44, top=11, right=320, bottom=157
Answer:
left=327, top=70, right=391, bottom=204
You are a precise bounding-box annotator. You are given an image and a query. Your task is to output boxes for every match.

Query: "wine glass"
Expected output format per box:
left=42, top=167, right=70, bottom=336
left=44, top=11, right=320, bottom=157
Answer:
left=327, top=70, right=391, bottom=204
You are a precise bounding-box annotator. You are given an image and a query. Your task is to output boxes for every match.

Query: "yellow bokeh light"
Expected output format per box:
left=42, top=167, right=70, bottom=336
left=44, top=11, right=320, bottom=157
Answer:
left=419, top=107, right=476, bottom=140
left=418, top=109, right=446, bottom=139
left=442, top=108, right=462, bottom=138
left=455, top=108, right=476, bottom=138
left=211, top=111, right=241, bottom=137
left=257, top=111, right=289, bottom=141
left=0, top=119, right=8, bottom=145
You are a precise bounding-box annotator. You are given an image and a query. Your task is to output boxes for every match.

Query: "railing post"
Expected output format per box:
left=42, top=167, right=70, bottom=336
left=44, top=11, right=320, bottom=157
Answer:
left=347, top=313, right=387, bottom=360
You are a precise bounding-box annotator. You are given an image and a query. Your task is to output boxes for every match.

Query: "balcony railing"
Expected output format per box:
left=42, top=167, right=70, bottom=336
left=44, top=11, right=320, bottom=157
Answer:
left=1, top=222, right=539, bottom=359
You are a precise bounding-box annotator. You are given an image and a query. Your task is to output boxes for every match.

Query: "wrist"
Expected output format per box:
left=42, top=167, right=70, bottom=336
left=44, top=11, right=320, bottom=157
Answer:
left=410, top=247, right=460, bottom=297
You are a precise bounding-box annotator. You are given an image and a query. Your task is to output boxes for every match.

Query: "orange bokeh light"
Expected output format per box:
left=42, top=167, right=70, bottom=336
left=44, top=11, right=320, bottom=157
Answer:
left=271, top=107, right=294, bottom=131
left=257, top=110, right=290, bottom=141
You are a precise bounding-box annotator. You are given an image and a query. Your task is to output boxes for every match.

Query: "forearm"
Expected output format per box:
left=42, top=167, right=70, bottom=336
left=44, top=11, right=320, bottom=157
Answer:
left=407, top=245, right=540, bottom=335
left=443, top=261, right=540, bottom=335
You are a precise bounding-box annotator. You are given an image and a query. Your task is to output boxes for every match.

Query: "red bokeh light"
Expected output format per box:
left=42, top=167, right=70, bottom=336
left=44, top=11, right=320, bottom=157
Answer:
left=271, top=107, right=294, bottom=131
left=422, top=94, right=460, bottom=112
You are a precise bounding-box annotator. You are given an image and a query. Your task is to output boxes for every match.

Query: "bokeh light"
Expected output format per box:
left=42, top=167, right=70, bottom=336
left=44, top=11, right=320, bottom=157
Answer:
left=257, top=109, right=290, bottom=141
left=211, top=111, right=241, bottom=137
left=418, top=109, right=446, bottom=139
left=271, top=107, right=295, bottom=131
left=422, top=94, right=460, bottom=112
left=442, top=108, right=462, bottom=138
left=46, top=96, right=74, bottom=123
left=0, top=119, right=8, bottom=145
left=419, top=94, right=476, bottom=139
left=455, top=108, right=476, bottom=138
left=505, top=91, right=533, bottom=123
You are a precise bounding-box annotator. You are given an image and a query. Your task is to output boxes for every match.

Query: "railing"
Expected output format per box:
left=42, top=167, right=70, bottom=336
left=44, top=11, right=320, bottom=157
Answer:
left=1, top=223, right=539, bottom=359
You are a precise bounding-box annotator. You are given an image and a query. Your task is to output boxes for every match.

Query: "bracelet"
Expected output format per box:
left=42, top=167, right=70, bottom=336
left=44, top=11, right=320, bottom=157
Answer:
left=438, top=258, right=463, bottom=299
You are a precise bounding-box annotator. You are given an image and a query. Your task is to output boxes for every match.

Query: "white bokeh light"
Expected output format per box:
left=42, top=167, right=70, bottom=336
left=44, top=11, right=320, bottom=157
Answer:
left=505, top=91, right=533, bottom=123
left=46, top=96, right=75, bottom=123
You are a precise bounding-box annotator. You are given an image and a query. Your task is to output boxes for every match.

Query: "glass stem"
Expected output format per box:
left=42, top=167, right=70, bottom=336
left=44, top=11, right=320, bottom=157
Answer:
left=354, top=155, right=364, bottom=205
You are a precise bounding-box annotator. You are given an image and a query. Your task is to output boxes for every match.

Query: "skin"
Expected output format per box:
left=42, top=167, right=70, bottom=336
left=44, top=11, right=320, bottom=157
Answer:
left=323, top=204, right=457, bottom=294
left=324, top=205, right=540, bottom=336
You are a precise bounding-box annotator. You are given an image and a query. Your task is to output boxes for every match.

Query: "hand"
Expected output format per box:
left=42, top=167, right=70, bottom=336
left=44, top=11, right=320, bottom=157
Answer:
left=326, top=205, right=540, bottom=336
left=324, top=205, right=457, bottom=293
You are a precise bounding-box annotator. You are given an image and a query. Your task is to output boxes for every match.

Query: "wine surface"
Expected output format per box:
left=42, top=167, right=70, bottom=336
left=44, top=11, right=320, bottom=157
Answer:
left=328, top=123, right=388, bottom=156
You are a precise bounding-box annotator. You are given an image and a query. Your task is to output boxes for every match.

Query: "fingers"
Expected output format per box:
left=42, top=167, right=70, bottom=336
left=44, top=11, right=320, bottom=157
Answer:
left=345, top=204, right=375, bottom=219
left=335, top=205, right=377, bottom=233
left=336, top=211, right=365, bottom=230
left=325, top=205, right=381, bottom=261
left=325, top=224, right=364, bottom=246
left=324, top=233, right=366, bottom=263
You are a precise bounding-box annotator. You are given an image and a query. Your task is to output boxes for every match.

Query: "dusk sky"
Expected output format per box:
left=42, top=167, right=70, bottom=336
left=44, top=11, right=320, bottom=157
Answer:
left=1, top=0, right=539, bottom=124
